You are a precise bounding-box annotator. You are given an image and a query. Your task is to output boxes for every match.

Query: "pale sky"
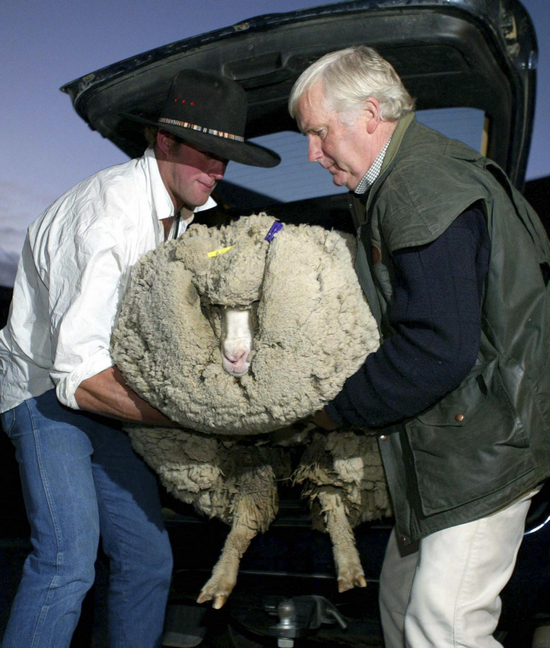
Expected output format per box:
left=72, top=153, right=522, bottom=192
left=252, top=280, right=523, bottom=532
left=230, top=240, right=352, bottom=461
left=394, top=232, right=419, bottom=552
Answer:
left=1, top=0, right=548, bottom=286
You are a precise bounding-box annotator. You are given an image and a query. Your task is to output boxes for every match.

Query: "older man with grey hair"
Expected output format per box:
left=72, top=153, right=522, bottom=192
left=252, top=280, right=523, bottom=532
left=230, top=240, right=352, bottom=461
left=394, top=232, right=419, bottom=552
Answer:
left=290, top=45, right=550, bottom=648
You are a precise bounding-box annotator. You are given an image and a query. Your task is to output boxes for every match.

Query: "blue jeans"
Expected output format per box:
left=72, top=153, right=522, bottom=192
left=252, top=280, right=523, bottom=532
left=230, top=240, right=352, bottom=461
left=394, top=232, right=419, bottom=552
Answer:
left=1, top=390, right=173, bottom=648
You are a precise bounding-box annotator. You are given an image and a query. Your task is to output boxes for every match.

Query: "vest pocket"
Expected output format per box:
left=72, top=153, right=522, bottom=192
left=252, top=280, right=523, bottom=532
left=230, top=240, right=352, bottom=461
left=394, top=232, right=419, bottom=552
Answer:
left=405, top=358, right=536, bottom=516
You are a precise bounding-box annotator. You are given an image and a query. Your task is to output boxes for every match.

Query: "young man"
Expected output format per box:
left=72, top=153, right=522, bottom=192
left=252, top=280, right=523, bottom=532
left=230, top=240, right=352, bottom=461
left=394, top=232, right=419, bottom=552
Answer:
left=290, top=46, right=550, bottom=647
left=0, top=69, right=279, bottom=647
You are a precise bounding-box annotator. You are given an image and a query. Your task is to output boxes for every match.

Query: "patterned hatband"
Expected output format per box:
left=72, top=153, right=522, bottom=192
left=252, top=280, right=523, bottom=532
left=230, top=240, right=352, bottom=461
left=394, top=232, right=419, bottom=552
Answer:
left=159, top=117, right=245, bottom=142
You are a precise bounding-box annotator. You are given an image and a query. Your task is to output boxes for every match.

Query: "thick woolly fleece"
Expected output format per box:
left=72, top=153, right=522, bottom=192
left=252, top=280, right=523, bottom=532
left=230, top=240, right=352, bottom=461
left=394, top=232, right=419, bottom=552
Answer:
left=294, top=430, right=392, bottom=526
left=111, top=214, right=380, bottom=435
left=129, top=425, right=291, bottom=526
left=127, top=423, right=391, bottom=530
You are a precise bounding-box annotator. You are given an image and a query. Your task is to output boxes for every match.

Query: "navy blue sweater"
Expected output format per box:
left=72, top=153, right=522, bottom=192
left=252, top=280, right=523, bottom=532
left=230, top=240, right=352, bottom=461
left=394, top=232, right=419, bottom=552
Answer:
left=326, top=203, right=490, bottom=428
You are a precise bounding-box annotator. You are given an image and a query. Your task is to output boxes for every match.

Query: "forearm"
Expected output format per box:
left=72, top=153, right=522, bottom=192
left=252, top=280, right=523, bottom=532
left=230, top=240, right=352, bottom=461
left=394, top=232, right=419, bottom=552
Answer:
left=75, top=365, right=178, bottom=426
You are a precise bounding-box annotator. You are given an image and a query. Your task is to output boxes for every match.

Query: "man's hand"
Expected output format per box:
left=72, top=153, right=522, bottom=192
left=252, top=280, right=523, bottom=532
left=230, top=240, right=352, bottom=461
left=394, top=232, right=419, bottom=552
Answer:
left=311, top=407, right=340, bottom=430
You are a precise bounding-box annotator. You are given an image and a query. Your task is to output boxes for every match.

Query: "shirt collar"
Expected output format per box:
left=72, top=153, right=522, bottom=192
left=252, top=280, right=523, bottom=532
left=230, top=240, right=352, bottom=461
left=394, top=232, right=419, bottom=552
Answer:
left=354, top=136, right=392, bottom=195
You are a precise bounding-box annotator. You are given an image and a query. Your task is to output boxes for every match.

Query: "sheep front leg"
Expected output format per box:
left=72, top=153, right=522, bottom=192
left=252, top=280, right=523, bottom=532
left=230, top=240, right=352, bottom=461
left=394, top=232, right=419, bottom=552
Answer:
left=318, top=489, right=367, bottom=592
left=196, top=513, right=258, bottom=609
left=197, top=460, right=279, bottom=609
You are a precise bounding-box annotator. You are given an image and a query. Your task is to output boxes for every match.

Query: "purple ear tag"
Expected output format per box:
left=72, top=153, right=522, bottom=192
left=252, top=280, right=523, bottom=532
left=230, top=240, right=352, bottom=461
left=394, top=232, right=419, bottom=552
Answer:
left=265, top=221, right=284, bottom=242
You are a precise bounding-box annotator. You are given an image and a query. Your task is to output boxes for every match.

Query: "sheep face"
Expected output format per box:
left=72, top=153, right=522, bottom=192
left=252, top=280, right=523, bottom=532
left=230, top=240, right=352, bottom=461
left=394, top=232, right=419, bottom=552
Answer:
left=220, top=306, right=255, bottom=377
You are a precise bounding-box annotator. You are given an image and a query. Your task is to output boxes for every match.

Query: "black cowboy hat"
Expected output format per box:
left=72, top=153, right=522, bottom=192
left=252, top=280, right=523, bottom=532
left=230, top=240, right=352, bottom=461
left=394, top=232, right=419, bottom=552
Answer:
left=121, top=69, right=280, bottom=168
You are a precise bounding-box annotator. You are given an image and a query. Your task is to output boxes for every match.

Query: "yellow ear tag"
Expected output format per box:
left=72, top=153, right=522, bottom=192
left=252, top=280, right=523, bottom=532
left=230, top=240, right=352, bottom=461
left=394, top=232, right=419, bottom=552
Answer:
left=207, top=245, right=234, bottom=258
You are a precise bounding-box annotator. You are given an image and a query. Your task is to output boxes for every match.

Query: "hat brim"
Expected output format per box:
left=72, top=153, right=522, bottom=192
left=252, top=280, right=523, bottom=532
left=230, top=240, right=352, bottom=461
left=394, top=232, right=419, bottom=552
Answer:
left=121, top=113, right=281, bottom=168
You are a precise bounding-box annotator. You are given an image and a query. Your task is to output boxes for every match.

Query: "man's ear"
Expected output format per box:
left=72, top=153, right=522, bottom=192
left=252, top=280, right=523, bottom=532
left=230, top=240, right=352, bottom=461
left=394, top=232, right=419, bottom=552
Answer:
left=156, top=129, right=174, bottom=156
left=364, top=97, right=382, bottom=134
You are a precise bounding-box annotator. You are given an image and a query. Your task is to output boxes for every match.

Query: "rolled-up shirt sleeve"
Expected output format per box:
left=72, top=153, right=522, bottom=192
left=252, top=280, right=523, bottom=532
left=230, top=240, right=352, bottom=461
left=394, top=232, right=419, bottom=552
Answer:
left=50, top=224, right=128, bottom=409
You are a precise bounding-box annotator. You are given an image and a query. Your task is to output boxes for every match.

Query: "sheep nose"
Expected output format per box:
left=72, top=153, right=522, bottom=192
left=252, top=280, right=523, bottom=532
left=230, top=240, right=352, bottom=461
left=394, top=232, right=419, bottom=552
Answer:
left=222, top=357, right=250, bottom=377
left=221, top=344, right=251, bottom=377
left=225, top=351, right=245, bottom=362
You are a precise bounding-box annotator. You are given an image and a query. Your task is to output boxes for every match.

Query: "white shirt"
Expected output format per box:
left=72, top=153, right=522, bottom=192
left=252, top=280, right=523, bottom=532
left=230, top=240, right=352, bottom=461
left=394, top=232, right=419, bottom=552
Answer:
left=0, top=147, right=215, bottom=412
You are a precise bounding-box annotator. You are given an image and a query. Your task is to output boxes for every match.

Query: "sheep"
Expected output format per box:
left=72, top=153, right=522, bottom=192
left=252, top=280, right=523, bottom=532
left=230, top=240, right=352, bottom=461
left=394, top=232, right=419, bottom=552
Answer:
left=111, top=213, right=391, bottom=609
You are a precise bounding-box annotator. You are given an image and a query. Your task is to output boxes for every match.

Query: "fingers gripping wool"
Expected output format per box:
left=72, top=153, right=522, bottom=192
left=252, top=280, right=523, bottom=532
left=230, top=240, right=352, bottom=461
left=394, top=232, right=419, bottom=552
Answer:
left=111, top=214, right=380, bottom=435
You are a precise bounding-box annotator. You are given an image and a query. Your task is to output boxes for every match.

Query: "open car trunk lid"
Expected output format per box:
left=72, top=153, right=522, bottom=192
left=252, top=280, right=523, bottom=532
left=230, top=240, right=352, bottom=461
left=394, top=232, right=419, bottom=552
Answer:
left=61, top=0, right=537, bottom=189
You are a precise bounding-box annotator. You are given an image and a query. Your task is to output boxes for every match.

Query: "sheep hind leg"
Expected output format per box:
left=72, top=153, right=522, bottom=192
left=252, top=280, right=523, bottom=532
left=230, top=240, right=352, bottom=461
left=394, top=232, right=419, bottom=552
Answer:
left=318, top=489, right=366, bottom=593
left=196, top=515, right=258, bottom=609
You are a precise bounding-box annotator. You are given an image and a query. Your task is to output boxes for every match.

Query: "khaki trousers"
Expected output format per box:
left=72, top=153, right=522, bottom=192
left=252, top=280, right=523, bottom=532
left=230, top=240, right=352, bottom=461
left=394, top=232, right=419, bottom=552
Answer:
left=379, top=489, right=539, bottom=647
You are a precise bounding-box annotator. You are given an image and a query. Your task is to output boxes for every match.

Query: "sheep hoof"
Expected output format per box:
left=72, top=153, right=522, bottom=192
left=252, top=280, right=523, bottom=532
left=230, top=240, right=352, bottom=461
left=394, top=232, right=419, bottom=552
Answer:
left=213, top=595, right=227, bottom=610
left=337, top=573, right=367, bottom=593
left=197, top=582, right=231, bottom=609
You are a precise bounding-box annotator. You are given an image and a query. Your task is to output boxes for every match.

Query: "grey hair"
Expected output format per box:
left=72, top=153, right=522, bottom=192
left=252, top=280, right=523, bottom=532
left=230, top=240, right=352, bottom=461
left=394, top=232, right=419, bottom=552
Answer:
left=288, top=46, right=415, bottom=122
